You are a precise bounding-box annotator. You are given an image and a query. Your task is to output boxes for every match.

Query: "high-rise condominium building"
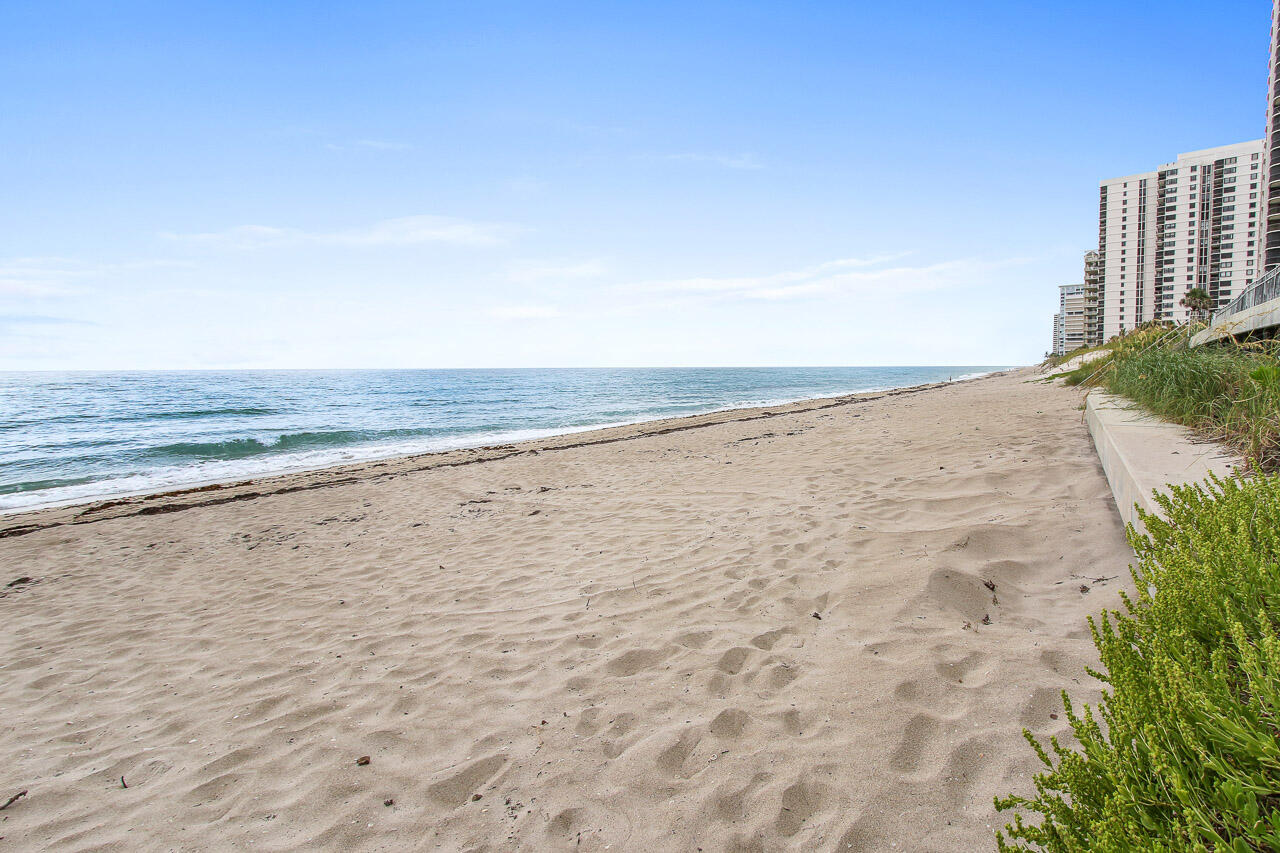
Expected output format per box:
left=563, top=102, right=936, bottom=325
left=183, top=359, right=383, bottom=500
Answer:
left=1049, top=256, right=1102, bottom=357
left=1082, top=250, right=1103, bottom=347
left=1052, top=283, right=1087, bottom=356
left=1097, top=140, right=1264, bottom=340
left=1264, top=0, right=1280, bottom=270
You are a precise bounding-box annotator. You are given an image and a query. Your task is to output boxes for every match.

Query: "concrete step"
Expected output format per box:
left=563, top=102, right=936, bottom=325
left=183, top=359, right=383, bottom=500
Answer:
left=1084, top=391, right=1240, bottom=535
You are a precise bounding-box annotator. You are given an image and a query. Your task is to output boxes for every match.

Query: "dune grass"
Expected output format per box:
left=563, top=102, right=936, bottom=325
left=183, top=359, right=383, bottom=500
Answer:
left=1068, top=327, right=1280, bottom=471
left=1042, top=343, right=1112, bottom=371
left=1059, top=354, right=1112, bottom=387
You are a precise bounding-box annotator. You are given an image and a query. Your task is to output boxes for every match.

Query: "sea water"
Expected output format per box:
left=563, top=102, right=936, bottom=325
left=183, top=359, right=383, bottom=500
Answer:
left=0, top=366, right=1008, bottom=512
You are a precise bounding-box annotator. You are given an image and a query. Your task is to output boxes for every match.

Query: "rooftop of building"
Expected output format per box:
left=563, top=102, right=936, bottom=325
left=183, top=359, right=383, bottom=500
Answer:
left=1100, top=139, right=1264, bottom=186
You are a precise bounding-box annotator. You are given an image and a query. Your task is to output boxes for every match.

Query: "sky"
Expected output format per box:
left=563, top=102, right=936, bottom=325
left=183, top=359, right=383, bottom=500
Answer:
left=1, top=0, right=1273, bottom=370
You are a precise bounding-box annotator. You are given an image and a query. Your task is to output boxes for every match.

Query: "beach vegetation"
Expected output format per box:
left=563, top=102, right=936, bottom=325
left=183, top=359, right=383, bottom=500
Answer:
left=1065, top=328, right=1280, bottom=471
left=995, top=474, right=1280, bottom=851
left=1058, top=355, right=1111, bottom=387
left=1042, top=343, right=1111, bottom=371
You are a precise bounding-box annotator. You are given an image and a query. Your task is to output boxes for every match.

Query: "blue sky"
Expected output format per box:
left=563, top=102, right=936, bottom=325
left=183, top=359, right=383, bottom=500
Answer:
left=1, top=0, right=1272, bottom=369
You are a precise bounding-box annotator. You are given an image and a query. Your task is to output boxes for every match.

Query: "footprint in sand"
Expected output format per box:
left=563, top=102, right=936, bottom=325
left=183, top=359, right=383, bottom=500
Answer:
left=655, top=726, right=704, bottom=777
left=888, top=712, right=945, bottom=772
left=750, top=628, right=788, bottom=651
left=715, top=646, right=755, bottom=675
left=708, top=771, right=773, bottom=822
left=576, top=706, right=605, bottom=736
left=545, top=803, right=633, bottom=847
left=709, top=707, right=750, bottom=739
left=605, top=647, right=668, bottom=677
left=766, top=662, right=799, bottom=689
left=426, top=754, right=507, bottom=806
left=774, top=779, right=826, bottom=837
left=675, top=630, right=714, bottom=649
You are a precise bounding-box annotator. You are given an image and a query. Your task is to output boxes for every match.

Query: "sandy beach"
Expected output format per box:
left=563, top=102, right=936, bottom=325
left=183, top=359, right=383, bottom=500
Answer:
left=0, top=368, right=1133, bottom=851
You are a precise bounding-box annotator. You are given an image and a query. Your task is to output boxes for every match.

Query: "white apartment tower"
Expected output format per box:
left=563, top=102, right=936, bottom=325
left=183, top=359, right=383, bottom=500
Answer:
left=1098, top=140, right=1264, bottom=340
left=1082, top=249, right=1103, bottom=346
left=1264, top=0, right=1280, bottom=270
left=1053, top=283, right=1087, bottom=356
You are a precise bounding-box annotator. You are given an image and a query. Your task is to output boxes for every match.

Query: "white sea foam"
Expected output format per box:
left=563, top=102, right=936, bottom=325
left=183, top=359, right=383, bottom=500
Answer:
left=0, top=421, right=636, bottom=513
left=0, top=367, right=1014, bottom=514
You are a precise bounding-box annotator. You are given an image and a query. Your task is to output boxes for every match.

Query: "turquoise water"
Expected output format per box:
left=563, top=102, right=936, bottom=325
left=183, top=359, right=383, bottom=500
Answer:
left=0, top=366, right=1008, bottom=512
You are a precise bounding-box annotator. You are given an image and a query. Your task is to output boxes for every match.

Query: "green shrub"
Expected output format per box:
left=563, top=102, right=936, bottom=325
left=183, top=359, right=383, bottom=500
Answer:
left=995, top=474, right=1280, bottom=851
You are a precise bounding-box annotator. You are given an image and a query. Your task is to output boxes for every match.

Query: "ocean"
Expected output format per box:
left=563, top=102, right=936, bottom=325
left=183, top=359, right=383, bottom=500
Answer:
left=0, top=366, right=1008, bottom=512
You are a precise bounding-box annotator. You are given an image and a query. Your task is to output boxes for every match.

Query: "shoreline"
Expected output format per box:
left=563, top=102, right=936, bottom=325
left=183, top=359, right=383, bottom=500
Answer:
left=2, top=367, right=1009, bottom=518
left=0, top=365, right=1133, bottom=851
left=0, top=368, right=1017, bottom=537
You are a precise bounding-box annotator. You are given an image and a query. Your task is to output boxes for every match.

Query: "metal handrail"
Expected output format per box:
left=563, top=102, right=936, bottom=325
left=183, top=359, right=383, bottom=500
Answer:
left=1210, top=265, right=1280, bottom=326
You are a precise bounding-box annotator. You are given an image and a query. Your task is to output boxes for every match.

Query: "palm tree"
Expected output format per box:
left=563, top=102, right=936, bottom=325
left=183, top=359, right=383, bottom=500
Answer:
left=1180, top=287, right=1215, bottom=324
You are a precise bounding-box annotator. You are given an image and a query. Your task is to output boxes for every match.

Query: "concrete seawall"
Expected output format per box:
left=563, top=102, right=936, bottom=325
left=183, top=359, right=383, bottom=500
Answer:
left=1085, top=391, right=1239, bottom=534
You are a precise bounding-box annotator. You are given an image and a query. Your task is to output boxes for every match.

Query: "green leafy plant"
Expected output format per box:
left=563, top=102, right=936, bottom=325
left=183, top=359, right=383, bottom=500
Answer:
left=995, top=474, right=1280, bottom=851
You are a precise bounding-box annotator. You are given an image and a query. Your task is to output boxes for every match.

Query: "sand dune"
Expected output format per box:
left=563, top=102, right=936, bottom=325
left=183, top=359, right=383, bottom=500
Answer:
left=0, top=369, right=1133, bottom=851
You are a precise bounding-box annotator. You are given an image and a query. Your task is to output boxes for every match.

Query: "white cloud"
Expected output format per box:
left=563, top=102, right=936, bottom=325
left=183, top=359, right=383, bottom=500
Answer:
left=0, top=313, right=94, bottom=329
left=488, top=304, right=562, bottom=320
left=0, top=278, right=74, bottom=298
left=0, top=258, right=86, bottom=297
left=0, top=257, right=188, bottom=297
left=162, top=214, right=514, bottom=249
left=506, top=259, right=607, bottom=283
left=626, top=255, right=1022, bottom=303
